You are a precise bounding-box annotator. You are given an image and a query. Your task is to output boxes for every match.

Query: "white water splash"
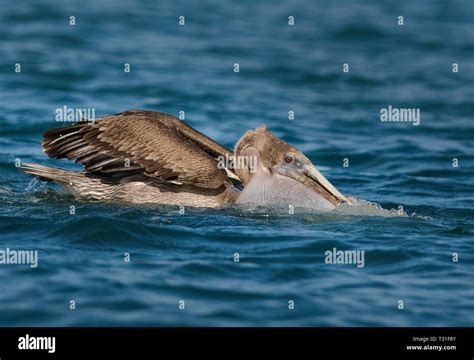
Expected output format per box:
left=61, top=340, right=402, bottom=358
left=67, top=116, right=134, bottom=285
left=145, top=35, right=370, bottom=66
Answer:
left=333, top=197, right=408, bottom=217
left=24, top=177, right=48, bottom=193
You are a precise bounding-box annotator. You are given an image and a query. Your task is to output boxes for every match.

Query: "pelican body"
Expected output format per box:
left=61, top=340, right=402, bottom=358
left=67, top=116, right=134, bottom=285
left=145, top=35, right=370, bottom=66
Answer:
left=20, top=110, right=350, bottom=210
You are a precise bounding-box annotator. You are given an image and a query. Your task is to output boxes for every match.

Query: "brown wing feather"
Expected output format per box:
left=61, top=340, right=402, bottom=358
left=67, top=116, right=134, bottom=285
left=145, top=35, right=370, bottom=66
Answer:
left=43, top=110, right=233, bottom=189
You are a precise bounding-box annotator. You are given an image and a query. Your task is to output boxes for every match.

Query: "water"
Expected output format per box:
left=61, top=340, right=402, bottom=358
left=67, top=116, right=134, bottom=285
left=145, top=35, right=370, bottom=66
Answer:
left=0, top=0, right=473, bottom=326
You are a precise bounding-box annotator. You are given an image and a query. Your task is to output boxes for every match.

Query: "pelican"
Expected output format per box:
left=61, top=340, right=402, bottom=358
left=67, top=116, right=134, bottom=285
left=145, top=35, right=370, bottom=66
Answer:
left=19, top=110, right=350, bottom=210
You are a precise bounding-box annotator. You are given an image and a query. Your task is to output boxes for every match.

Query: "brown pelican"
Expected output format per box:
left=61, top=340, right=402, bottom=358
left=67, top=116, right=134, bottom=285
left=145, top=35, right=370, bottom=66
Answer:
left=20, top=110, right=351, bottom=210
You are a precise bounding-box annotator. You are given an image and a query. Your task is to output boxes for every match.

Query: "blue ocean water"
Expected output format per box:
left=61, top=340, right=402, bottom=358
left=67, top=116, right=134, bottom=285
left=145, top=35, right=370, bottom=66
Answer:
left=0, top=0, right=473, bottom=326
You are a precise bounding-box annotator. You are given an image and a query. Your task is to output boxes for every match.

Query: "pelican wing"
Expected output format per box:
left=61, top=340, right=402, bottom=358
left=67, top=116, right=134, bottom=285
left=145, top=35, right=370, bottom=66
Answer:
left=43, top=110, right=234, bottom=189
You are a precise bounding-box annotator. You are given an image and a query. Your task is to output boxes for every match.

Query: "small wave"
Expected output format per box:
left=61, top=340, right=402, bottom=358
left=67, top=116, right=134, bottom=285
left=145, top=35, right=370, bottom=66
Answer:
left=333, top=23, right=387, bottom=40
left=334, top=198, right=408, bottom=217
left=440, top=227, right=471, bottom=236
left=226, top=198, right=412, bottom=220
left=338, top=198, right=434, bottom=221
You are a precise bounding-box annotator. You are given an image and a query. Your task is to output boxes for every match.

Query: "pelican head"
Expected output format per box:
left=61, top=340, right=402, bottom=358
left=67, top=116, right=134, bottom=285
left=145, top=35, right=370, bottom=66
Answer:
left=233, top=125, right=350, bottom=210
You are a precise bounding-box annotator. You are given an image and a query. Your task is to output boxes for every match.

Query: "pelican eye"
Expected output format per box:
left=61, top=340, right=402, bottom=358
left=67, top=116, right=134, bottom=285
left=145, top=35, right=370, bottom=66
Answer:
left=284, top=155, right=294, bottom=164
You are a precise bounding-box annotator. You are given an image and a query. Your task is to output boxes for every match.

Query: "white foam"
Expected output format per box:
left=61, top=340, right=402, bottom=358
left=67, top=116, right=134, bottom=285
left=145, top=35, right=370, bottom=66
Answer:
left=333, top=198, right=408, bottom=217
